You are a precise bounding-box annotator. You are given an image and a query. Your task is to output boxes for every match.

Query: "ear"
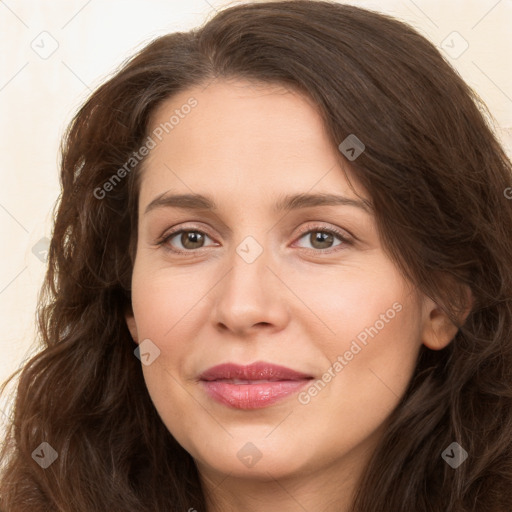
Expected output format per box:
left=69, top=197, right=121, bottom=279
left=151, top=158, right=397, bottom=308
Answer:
left=421, top=284, right=473, bottom=351
left=125, top=306, right=139, bottom=344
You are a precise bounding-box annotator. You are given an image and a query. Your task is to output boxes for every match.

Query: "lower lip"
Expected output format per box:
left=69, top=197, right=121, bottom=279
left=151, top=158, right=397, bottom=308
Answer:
left=201, top=380, right=311, bottom=409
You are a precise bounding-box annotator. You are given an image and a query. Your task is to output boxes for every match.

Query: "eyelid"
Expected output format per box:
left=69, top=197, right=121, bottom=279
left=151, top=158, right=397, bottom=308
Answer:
left=293, top=222, right=352, bottom=240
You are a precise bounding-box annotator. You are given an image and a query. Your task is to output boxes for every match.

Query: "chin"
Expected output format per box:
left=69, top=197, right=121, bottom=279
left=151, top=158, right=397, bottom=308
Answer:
left=191, top=436, right=313, bottom=480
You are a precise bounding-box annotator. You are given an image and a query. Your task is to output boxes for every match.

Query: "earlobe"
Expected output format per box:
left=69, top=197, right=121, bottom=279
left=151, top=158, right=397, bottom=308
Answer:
left=125, top=309, right=139, bottom=344
left=421, top=285, right=473, bottom=351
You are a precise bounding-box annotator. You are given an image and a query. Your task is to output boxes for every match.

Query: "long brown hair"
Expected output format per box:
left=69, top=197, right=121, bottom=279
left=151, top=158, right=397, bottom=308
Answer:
left=1, top=1, right=511, bottom=510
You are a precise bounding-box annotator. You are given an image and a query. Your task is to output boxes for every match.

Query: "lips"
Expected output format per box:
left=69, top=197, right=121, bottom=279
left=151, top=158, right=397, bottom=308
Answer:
left=199, top=362, right=313, bottom=409
left=199, top=362, right=313, bottom=382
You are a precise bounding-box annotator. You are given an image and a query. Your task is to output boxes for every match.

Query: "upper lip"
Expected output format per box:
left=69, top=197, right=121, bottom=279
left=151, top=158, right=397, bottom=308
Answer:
left=199, top=362, right=313, bottom=382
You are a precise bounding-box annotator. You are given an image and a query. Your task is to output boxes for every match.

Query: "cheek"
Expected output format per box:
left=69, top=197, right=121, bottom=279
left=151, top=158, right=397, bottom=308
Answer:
left=288, top=259, right=418, bottom=353
left=130, top=264, right=205, bottom=437
left=130, top=259, right=209, bottom=341
left=294, top=263, right=422, bottom=421
left=290, top=309, right=422, bottom=468
left=129, top=258, right=215, bottom=395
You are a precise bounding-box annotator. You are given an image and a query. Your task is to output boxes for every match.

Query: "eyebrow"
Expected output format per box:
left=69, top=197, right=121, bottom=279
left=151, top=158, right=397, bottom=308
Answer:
left=144, top=191, right=373, bottom=215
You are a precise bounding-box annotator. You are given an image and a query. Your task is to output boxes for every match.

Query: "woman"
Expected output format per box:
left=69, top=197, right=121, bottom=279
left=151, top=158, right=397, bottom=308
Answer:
left=1, top=1, right=511, bottom=511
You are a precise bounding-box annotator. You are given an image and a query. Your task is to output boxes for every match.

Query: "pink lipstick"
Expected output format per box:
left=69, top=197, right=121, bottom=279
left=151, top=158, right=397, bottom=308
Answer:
left=199, top=362, right=313, bottom=409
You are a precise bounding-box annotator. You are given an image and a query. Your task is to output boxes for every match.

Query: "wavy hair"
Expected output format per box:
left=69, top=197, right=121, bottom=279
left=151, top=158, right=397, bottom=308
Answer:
left=1, top=1, right=512, bottom=510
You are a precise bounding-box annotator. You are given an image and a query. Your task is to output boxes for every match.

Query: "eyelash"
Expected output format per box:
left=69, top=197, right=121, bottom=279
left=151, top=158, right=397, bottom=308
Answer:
left=157, top=223, right=353, bottom=256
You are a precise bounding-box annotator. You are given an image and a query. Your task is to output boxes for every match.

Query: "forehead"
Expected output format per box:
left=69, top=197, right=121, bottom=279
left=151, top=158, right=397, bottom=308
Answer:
left=139, top=78, right=367, bottom=206
left=147, top=78, right=330, bottom=155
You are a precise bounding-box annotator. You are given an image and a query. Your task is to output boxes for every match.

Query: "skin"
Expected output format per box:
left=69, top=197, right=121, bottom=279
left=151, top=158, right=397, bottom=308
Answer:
left=126, top=78, right=464, bottom=512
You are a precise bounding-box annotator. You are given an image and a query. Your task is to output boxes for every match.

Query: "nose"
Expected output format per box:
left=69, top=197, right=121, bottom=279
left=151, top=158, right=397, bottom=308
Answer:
left=211, top=241, right=290, bottom=337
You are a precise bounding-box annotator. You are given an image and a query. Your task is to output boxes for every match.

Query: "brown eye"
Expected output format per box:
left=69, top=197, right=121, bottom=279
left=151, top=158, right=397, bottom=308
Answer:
left=295, top=229, right=347, bottom=251
left=180, top=231, right=206, bottom=249
left=309, top=231, right=335, bottom=249
left=162, top=229, right=215, bottom=252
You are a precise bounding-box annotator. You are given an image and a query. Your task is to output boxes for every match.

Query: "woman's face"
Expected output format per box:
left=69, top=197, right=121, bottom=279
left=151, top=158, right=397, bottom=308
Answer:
left=126, top=78, right=448, bottom=489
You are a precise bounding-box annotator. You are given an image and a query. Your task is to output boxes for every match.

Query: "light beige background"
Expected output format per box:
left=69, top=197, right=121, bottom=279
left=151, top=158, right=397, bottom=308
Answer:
left=0, top=0, right=511, bottom=424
